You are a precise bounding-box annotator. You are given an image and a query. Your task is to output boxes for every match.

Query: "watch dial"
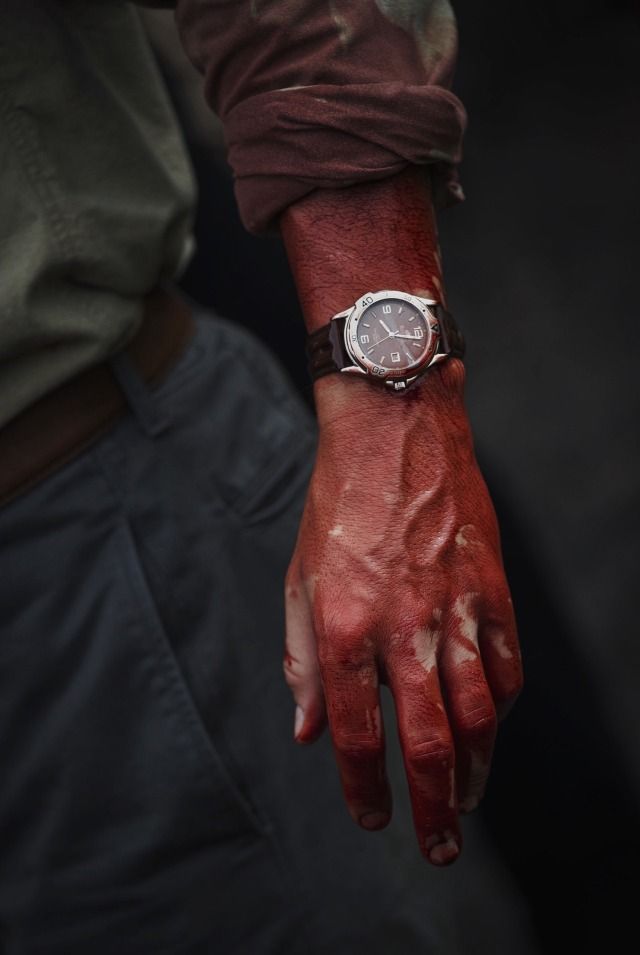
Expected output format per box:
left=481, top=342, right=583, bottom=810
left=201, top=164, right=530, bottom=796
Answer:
left=356, top=299, right=430, bottom=371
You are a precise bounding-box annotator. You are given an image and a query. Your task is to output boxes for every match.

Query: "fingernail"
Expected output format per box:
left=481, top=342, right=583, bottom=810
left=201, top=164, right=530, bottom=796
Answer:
left=294, top=705, right=305, bottom=739
left=427, top=832, right=460, bottom=866
left=360, top=811, right=390, bottom=831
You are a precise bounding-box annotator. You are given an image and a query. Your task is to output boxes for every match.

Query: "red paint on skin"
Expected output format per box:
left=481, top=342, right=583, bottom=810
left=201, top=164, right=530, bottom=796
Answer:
left=280, top=167, right=523, bottom=864
left=281, top=165, right=445, bottom=336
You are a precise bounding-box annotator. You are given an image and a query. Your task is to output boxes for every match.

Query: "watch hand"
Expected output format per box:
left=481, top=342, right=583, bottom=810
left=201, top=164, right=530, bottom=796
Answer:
left=379, top=320, right=394, bottom=336
left=394, top=333, right=424, bottom=341
left=367, top=334, right=392, bottom=353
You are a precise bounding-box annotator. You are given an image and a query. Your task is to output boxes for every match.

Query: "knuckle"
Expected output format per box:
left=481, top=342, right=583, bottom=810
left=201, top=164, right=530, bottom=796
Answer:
left=321, top=612, right=368, bottom=648
left=406, top=736, right=453, bottom=773
left=317, top=620, right=371, bottom=668
left=332, top=730, right=382, bottom=764
left=458, top=703, right=497, bottom=741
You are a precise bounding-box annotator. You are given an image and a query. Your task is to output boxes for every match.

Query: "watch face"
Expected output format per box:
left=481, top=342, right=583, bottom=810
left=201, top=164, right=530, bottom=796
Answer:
left=355, top=297, right=431, bottom=372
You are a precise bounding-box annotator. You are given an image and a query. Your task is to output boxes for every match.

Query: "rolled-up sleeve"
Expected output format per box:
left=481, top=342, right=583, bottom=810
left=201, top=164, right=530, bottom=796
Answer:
left=174, top=0, right=466, bottom=234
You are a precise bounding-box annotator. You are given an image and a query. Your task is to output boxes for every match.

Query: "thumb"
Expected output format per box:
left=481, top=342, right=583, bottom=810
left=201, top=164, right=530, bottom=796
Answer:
left=284, top=571, right=327, bottom=744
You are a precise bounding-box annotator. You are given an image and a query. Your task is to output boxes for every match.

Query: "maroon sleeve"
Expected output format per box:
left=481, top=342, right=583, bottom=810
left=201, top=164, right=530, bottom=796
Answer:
left=174, top=0, right=466, bottom=235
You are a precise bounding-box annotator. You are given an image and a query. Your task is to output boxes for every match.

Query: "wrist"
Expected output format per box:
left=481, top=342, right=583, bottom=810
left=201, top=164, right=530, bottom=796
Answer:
left=313, top=356, right=466, bottom=433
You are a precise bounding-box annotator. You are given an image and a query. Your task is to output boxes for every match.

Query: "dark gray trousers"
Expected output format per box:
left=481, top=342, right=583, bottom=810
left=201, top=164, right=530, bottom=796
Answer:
left=0, top=306, right=537, bottom=954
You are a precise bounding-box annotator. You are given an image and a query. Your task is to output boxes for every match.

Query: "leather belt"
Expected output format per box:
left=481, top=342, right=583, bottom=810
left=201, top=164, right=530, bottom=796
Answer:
left=0, top=286, right=195, bottom=509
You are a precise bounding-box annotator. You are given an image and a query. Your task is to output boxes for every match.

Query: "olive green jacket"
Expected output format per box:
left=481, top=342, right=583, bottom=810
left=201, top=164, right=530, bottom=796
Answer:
left=0, top=1, right=195, bottom=427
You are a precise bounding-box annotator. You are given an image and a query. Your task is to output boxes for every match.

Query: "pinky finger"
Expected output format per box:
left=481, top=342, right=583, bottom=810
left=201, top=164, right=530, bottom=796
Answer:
left=479, top=604, right=524, bottom=721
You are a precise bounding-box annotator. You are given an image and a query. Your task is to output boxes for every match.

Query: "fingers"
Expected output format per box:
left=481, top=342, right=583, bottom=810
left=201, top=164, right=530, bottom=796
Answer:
left=284, top=573, right=327, bottom=744
left=318, top=616, right=392, bottom=830
left=386, top=632, right=461, bottom=866
left=440, top=594, right=497, bottom=813
left=478, top=587, right=524, bottom=721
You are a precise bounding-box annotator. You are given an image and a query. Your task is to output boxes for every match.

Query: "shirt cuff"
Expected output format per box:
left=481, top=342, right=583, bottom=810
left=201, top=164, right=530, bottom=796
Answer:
left=223, top=81, right=466, bottom=235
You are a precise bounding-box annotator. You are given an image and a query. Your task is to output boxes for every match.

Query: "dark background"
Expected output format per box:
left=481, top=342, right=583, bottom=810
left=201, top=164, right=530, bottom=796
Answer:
left=144, top=2, right=640, bottom=951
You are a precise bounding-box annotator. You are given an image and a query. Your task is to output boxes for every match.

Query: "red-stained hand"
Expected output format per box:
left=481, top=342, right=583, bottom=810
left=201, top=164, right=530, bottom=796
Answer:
left=284, top=360, right=523, bottom=866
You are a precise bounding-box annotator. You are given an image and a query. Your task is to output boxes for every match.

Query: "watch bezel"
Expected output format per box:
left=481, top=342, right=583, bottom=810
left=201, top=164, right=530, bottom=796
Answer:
left=342, top=290, right=440, bottom=382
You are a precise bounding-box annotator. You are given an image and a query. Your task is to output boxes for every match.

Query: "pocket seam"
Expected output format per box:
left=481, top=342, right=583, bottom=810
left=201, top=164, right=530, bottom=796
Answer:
left=114, top=516, right=273, bottom=838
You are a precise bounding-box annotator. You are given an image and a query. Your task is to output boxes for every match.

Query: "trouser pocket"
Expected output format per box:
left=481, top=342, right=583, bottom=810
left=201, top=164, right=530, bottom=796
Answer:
left=115, top=515, right=272, bottom=837
left=0, top=472, right=298, bottom=951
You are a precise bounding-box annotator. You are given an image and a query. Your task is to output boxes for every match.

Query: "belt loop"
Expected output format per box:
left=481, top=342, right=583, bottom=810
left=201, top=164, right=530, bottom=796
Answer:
left=109, top=352, right=170, bottom=437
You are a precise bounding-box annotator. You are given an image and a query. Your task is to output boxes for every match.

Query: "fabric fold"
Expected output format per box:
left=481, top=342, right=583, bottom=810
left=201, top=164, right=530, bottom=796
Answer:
left=224, top=81, right=466, bottom=234
left=175, top=0, right=466, bottom=234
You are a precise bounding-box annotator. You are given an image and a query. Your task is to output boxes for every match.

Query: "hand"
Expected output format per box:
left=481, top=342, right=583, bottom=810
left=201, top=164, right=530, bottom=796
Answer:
left=283, top=360, right=523, bottom=866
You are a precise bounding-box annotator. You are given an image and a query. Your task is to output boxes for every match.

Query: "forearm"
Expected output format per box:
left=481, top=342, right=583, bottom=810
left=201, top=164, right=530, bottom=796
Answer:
left=279, top=164, right=464, bottom=427
left=280, top=164, right=445, bottom=331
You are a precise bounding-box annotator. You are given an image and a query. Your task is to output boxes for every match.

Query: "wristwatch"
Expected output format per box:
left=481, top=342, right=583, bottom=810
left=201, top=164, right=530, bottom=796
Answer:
left=306, top=290, right=465, bottom=392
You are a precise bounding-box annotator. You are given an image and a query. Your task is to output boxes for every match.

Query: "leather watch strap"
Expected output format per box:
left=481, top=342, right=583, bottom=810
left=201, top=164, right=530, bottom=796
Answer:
left=306, top=315, right=350, bottom=381
left=434, top=305, right=465, bottom=360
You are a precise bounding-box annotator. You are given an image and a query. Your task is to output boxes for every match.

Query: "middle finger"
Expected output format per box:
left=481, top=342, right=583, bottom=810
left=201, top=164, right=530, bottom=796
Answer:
left=386, top=628, right=460, bottom=866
